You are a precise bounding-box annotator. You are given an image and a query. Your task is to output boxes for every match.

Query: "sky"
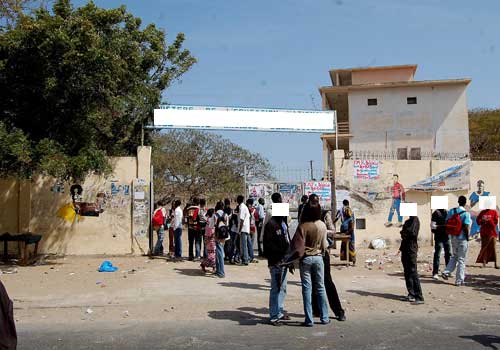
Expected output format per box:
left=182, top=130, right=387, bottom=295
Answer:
left=77, top=0, right=500, bottom=179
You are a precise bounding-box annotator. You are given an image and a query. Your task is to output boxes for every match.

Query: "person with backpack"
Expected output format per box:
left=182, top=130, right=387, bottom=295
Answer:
left=431, top=208, right=451, bottom=280
left=200, top=208, right=217, bottom=274
left=475, top=206, right=499, bottom=269
left=263, top=203, right=291, bottom=326
left=214, top=201, right=229, bottom=278
left=173, top=199, right=183, bottom=259
left=229, top=204, right=240, bottom=264
left=340, top=205, right=356, bottom=266
left=186, top=197, right=202, bottom=261
left=152, top=200, right=167, bottom=256
left=223, top=198, right=233, bottom=260
left=399, top=215, right=424, bottom=304
left=256, top=198, right=266, bottom=257
left=441, top=196, right=472, bottom=286
left=247, top=198, right=259, bottom=263
left=199, top=198, right=208, bottom=258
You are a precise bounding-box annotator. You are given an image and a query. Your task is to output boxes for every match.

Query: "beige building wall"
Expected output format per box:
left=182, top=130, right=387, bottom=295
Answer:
left=347, top=84, right=469, bottom=154
left=351, top=67, right=415, bottom=85
left=0, top=147, right=152, bottom=256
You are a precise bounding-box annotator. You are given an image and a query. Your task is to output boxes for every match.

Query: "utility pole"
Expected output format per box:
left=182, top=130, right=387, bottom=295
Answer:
left=309, top=160, right=314, bottom=180
left=243, top=164, right=247, bottom=198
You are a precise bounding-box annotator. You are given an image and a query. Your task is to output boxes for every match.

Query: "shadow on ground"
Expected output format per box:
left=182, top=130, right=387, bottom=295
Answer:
left=459, top=335, right=500, bottom=349
left=217, top=282, right=269, bottom=291
left=347, top=289, right=403, bottom=301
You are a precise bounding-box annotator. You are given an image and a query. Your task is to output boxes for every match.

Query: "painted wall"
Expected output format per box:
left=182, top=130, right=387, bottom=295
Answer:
left=347, top=84, right=469, bottom=154
left=0, top=147, right=152, bottom=255
left=351, top=67, right=415, bottom=85
left=334, top=155, right=500, bottom=246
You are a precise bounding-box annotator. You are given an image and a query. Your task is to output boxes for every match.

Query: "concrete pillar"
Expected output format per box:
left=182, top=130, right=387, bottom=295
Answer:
left=132, top=146, right=152, bottom=255
left=18, top=180, right=31, bottom=232
left=322, top=139, right=330, bottom=179
left=136, top=146, right=152, bottom=179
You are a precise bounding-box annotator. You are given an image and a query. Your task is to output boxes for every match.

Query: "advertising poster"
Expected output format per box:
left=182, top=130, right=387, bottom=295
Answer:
left=278, top=183, right=302, bottom=209
left=303, top=181, right=332, bottom=208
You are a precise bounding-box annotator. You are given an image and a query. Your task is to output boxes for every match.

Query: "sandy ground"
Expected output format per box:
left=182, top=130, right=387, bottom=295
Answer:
left=1, top=239, right=499, bottom=327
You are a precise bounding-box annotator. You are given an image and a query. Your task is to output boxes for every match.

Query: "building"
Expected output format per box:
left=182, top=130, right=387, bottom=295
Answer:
left=319, top=64, right=471, bottom=172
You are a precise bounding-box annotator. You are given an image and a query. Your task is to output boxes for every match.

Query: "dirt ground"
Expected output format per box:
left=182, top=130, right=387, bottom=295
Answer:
left=1, top=239, right=499, bottom=327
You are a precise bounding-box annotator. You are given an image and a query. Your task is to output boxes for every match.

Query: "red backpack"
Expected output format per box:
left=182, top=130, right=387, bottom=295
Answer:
left=445, top=209, right=464, bottom=236
left=152, top=208, right=165, bottom=227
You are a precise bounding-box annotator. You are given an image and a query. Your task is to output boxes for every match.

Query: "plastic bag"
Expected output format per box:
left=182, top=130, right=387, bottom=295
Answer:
left=98, top=260, right=118, bottom=272
left=369, top=238, right=386, bottom=249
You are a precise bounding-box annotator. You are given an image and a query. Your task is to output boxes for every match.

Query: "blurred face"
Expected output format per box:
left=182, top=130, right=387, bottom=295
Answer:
left=477, top=182, right=484, bottom=193
left=393, top=175, right=398, bottom=184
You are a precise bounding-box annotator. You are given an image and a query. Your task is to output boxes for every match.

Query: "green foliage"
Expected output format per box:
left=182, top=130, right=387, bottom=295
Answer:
left=469, top=109, right=500, bottom=158
left=152, top=130, right=273, bottom=201
left=0, top=0, right=196, bottom=180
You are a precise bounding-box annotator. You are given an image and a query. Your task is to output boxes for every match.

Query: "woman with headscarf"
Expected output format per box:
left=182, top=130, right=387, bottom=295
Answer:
left=475, top=208, right=499, bottom=269
left=399, top=216, right=424, bottom=304
left=340, top=206, right=356, bottom=266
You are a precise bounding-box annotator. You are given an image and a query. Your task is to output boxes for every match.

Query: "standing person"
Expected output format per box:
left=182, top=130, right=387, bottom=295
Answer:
left=223, top=198, right=233, bottom=260
left=399, top=216, right=424, bottom=304
left=173, top=200, right=183, bottom=259
left=199, top=198, right=208, bottom=258
left=256, top=198, right=266, bottom=257
left=229, top=205, right=240, bottom=264
left=340, top=205, right=356, bottom=265
left=247, top=198, right=259, bottom=263
left=431, top=208, right=451, bottom=280
left=385, top=174, right=406, bottom=227
left=263, top=208, right=291, bottom=326
left=0, top=280, right=17, bottom=350
left=441, top=196, right=472, bottom=286
left=288, top=201, right=330, bottom=327
left=469, top=180, right=491, bottom=237
left=152, top=200, right=167, bottom=256
left=167, top=201, right=176, bottom=258
left=237, top=195, right=251, bottom=266
left=214, top=201, right=229, bottom=278
left=200, top=209, right=217, bottom=274
left=475, top=207, right=499, bottom=268
left=186, top=197, right=202, bottom=261
left=297, top=195, right=308, bottom=222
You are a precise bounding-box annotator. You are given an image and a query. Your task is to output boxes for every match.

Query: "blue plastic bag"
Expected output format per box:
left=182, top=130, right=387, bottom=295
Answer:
left=98, top=260, right=118, bottom=272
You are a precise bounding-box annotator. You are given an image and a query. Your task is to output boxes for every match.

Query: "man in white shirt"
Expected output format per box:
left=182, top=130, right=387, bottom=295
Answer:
left=256, top=198, right=266, bottom=256
left=173, top=199, right=184, bottom=259
left=237, top=195, right=250, bottom=265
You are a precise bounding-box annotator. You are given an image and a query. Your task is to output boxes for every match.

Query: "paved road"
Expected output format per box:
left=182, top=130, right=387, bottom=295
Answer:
left=18, top=313, right=500, bottom=350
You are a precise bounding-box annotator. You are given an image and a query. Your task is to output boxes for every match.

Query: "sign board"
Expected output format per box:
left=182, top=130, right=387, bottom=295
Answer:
left=408, top=162, right=470, bottom=192
left=353, top=160, right=380, bottom=180
left=154, top=105, right=336, bottom=133
left=278, top=183, right=302, bottom=209
left=303, top=181, right=332, bottom=208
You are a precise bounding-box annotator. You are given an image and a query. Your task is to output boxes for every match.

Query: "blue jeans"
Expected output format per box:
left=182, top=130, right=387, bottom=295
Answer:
left=154, top=226, right=165, bottom=255
left=269, top=265, right=288, bottom=321
left=174, top=228, right=182, bottom=258
left=188, top=229, right=202, bottom=259
left=444, top=236, right=468, bottom=284
left=388, top=198, right=402, bottom=223
left=300, top=256, right=329, bottom=325
left=229, top=231, right=239, bottom=262
left=215, top=241, right=225, bottom=277
left=239, top=232, right=249, bottom=264
left=247, top=233, right=255, bottom=261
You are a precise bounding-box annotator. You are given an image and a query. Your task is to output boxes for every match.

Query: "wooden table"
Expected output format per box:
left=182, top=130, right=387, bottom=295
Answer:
left=0, top=232, right=42, bottom=266
left=332, top=234, right=352, bottom=266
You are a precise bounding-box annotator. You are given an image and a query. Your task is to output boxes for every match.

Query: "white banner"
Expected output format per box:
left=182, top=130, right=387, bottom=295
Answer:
left=408, top=162, right=470, bottom=192
left=154, top=105, right=336, bottom=133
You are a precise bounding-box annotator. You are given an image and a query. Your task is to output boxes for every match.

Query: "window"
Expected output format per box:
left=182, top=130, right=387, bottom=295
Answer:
left=410, top=147, right=421, bottom=160
left=367, top=98, right=377, bottom=106
left=356, top=218, right=366, bottom=230
left=397, top=147, right=408, bottom=160
left=407, top=97, right=417, bottom=104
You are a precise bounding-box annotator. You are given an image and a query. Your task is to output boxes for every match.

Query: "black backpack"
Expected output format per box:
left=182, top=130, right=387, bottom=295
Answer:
left=215, top=213, right=229, bottom=240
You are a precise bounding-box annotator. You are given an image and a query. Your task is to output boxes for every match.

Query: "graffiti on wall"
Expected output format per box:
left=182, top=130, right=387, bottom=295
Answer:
left=408, top=162, right=470, bottom=192
left=353, top=160, right=380, bottom=180
left=132, top=179, right=150, bottom=237
left=278, top=183, right=302, bottom=209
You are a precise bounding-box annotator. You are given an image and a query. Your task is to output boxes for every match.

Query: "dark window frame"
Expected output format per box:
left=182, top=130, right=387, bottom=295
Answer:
left=367, top=98, right=378, bottom=106
left=407, top=97, right=417, bottom=105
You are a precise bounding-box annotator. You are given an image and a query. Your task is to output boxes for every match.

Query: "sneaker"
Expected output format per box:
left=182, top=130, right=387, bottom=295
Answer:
left=384, top=222, right=393, bottom=227
left=215, top=274, right=225, bottom=278
left=337, top=313, right=346, bottom=322
left=321, top=320, right=331, bottom=325
left=455, top=281, right=465, bottom=287
left=250, top=259, right=259, bottom=263
left=400, top=295, right=416, bottom=302
left=279, top=314, right=291, bottom=321
left=270, top=319, right=282, bottom=326
left=301, top=322, right=313, bottom=327
left=432, top=274, right=440, bottom=280
left=413, top=300, right=425, bottom=305
left=441, top=272, right=450, bottom=280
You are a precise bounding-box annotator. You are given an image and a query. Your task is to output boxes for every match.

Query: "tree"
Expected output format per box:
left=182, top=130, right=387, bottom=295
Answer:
left=0, top=0, right=196, bottom=180
left=469, top=109, right=500, bottom=159
left=152, top=130, right=273, bottom=201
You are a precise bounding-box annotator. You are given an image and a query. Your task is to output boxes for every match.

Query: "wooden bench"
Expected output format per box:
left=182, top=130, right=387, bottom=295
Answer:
left=0, top=232, right=42, bottom=266
left=332, top=234, right=352, bottom=266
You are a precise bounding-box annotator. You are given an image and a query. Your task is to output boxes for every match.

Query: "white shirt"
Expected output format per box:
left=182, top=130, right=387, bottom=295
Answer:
left=239, top=203, right=250, bottom=233
left=174, top=207, right=183, bottom=230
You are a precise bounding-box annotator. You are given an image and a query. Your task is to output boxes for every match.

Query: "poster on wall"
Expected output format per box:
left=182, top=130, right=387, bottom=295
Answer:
left=353, top=160, right=380, bottom=180
left=303, top=181, right=331, bottom=208
left=408, top=162, right=470, bottom=192
left=278, top=183, right=302, bottom=209
left=248, top=183, right=274, bottom=203
left=132, top=179, right=150, bottom=237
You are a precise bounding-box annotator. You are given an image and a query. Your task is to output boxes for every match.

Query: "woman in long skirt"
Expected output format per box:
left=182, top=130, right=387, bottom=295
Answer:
left=475, top=208, right=499, bottom=269
left=340, top=207, right=356, bottom=265
left=201, top=209, right=217, bottom=273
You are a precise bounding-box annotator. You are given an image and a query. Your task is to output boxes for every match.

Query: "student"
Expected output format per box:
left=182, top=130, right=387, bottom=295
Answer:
left=288, top=201, right=330, bottom=327
left=256, top=198, right=266, bottom=257
left=263, top=205, right=291, bottom=326
left=399, top=216, right=424, bottom=304
left=247, top=198, right=258, bottom=263
left=152, top=200, right=167, bottom=256
left=173, top=199, right=183, bottom=259
left=214, top=201, right=229, bottom=278
left=237, top=195, right=250, bottom=266
left=297, top=195, right=308, bottom=222
left=167, top=201, right=176, bottom=258
left=441, top=196, right=472, bottom=286
left=186, top=197, right=202, bottom=261
left=475, top=207, right=499, bottom=268
left=199, top=198, right=208, bottom=258
left=431, top=208, right=450, bottom=279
